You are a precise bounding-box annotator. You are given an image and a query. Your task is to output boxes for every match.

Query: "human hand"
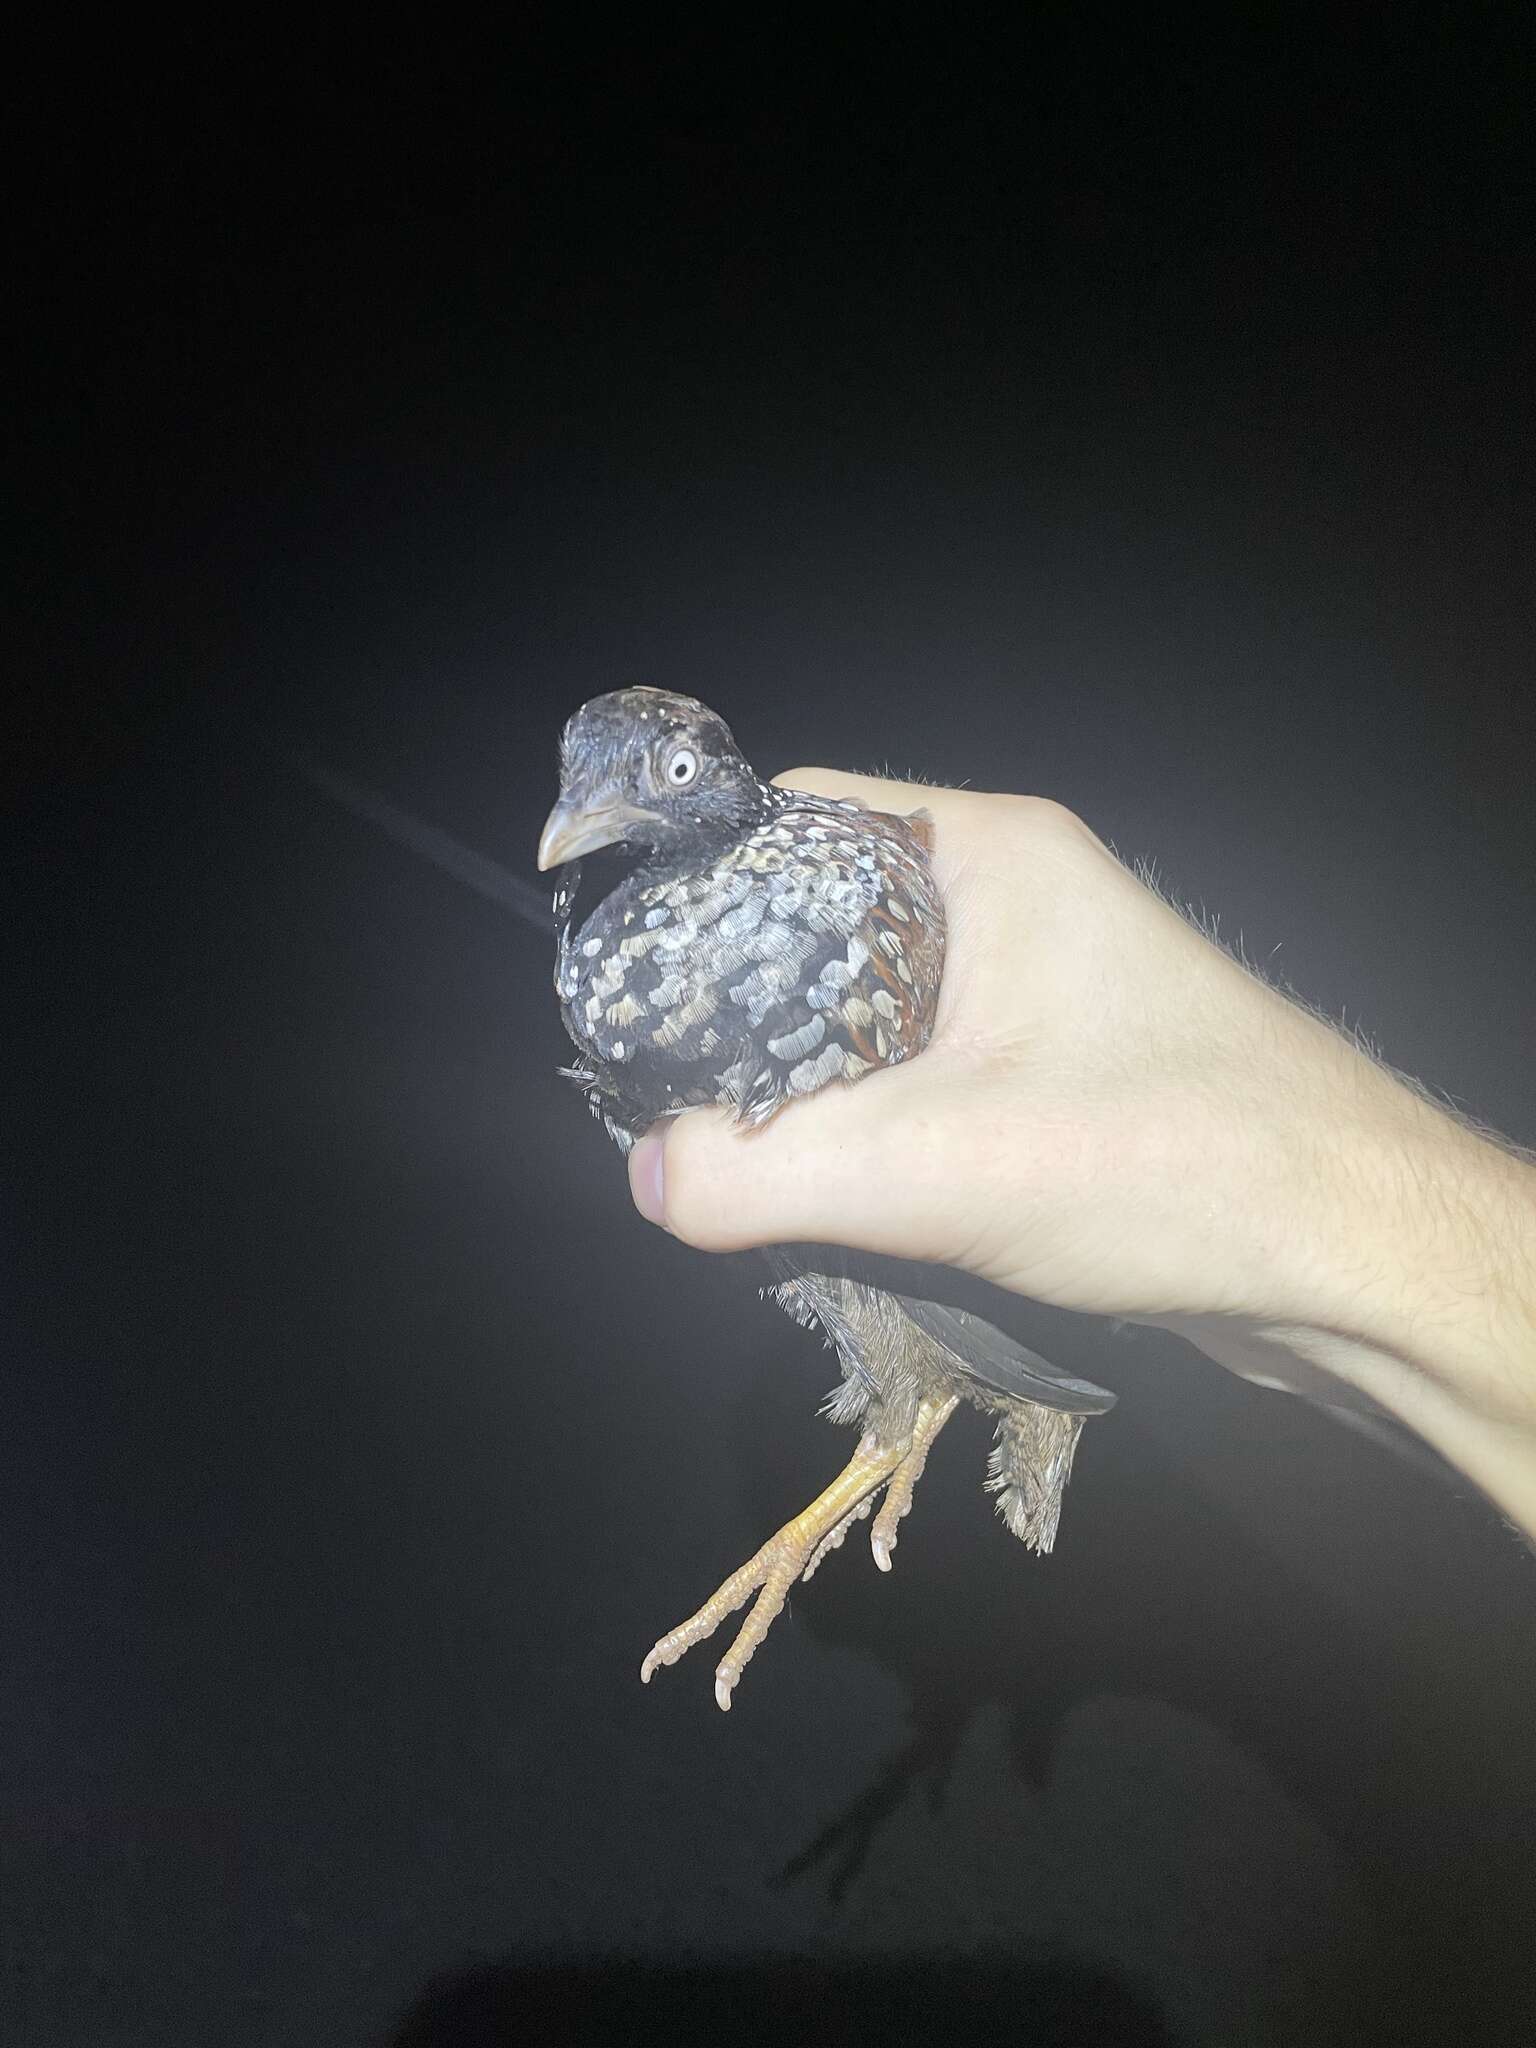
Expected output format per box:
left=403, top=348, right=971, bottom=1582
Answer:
left=629, top=770, right=1536, bottom=1531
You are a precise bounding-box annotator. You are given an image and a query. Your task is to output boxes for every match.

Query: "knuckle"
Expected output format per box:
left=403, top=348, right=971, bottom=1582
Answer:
left=1010, top=794, right=1107, bottom=863
left=1019, top=794, right=1091, bottom=840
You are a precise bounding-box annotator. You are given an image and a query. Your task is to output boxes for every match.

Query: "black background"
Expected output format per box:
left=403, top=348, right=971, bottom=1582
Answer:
left=9, top=19, right=1535, bottom=2046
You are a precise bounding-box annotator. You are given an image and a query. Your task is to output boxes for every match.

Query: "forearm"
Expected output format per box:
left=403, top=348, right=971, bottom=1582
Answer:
left=1232, top=1052, right=1536, bottom=1535
left=642, top=771, right=1536, bottom=1533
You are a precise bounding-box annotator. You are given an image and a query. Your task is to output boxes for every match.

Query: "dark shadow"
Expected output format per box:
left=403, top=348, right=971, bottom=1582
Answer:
left=384, top=1954, right=1172, bottom=2047
left=716, top=1317, right=1536, bottom=2047
left=773, top=1703, right=968, bottom=1905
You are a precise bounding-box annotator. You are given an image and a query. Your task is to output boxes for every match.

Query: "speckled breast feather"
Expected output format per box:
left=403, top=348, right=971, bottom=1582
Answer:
left=554, top=790, right=943, bottom=1141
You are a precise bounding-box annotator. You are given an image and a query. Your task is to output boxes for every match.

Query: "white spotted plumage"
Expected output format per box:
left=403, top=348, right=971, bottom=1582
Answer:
left=543, top=687, right=1116, bottom=1644
left=553, top=789, right=943, bottom=1136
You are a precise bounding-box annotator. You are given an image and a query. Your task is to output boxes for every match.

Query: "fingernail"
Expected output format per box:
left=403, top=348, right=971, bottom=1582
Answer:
left=628, top=1131, right=666, bottom=1226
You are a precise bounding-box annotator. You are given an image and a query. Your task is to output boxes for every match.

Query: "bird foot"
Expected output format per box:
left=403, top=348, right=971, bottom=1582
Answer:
left=640, top=1393, right=958, bottom=1710
left=870, top=1392, right=956, bottom=1570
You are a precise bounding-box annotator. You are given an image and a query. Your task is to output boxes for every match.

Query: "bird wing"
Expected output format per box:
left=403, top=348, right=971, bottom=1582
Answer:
left=765, top=1245, right=1117, bottom=1419
left=891, top=1293, right=1118, bottom=1414
left=557, top=799, right=946, bottom=1129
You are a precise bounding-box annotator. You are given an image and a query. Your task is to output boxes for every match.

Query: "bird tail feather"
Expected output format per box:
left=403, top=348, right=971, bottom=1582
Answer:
left=985, top=1405, right=1085, bottom=1552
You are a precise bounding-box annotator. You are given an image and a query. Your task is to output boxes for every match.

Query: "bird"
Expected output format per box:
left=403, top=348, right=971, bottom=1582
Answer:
left=537, top=688, right=1116, bottom=1710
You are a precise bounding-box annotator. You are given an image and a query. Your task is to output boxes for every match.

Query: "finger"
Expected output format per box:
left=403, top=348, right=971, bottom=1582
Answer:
left=771, top=764, right=978, bottom=825
left=772, top=764, right=928, bottom=800
left=768, top=769, right=1032, bottom=909
left=630, top=1070, right=956, bottom=1265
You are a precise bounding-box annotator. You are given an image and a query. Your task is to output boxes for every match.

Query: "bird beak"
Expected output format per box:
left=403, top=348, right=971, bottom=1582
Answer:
left=537, top=794, right=663, bottom=870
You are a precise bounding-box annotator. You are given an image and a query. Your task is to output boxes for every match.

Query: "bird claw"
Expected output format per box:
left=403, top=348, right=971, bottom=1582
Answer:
left=639, top=1530, right=805, bottom=1711
left=638, top=1396, right=959, bottom=1710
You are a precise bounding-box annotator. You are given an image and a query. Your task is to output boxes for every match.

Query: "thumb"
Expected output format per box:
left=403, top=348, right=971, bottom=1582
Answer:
left=626, top=1071, right=951, bottom=1262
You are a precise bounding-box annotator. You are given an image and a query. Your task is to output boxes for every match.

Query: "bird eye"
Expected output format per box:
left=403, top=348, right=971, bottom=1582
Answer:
left=665, top=746, right=700, bottom=788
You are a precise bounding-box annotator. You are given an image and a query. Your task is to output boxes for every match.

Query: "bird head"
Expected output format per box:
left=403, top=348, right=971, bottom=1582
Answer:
left=537, top=688, right=771, bottom=870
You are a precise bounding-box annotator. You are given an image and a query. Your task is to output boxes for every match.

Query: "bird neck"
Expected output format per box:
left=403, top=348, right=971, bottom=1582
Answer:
left=631, top=777, right=781, bottom=885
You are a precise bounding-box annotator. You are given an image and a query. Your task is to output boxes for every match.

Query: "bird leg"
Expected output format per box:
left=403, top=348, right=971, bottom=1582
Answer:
left=802, top=1389, right=959, bottom=1579
left=869, top=1391, right=958, bottom=1570
left=640, top=1392, right=959, bottom=1711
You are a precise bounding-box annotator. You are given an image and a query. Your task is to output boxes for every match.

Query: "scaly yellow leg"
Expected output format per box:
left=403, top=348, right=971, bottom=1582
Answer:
left=640, top=1393, right=958, bottom=1711
left=806, top=1391, right=959, bottom=1580
left=869, top=1392, right=958, bottom=1570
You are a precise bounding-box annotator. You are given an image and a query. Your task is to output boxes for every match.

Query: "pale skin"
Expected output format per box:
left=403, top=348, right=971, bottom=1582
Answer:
left=628, top=769, right=1536, bottom=1543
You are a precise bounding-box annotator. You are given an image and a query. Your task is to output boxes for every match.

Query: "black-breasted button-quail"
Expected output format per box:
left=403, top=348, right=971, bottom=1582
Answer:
left=538, top=688, right=1115, bottom=1710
